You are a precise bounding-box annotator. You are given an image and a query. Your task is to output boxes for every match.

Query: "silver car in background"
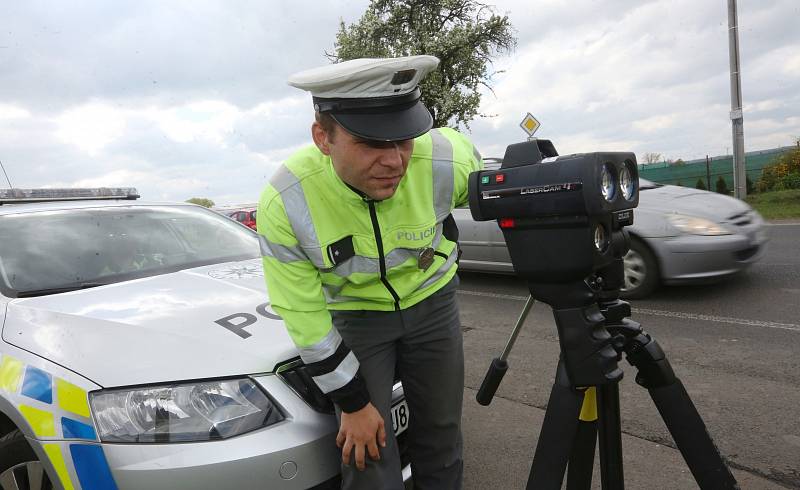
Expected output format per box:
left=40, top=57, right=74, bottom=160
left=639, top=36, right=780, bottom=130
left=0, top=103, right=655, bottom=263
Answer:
left=455, top=175, right=767, bottom=298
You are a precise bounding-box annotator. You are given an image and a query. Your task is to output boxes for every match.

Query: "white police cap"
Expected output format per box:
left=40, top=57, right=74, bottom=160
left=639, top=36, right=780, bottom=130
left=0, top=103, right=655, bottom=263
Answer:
left=288, top=55, right=440, bottom=141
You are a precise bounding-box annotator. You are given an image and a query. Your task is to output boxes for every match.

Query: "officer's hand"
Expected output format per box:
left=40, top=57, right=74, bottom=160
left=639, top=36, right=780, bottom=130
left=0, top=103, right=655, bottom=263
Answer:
left=336, top=402, right=386, bottom=471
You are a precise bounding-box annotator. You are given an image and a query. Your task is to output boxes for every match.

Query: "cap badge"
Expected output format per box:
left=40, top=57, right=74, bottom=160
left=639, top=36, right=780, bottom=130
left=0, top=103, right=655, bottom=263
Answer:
left=391, top=69, right=417, bottom=85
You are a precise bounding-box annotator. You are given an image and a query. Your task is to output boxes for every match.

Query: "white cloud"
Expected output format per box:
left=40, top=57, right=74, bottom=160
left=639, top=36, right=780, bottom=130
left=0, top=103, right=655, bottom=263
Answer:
left=632, top=115, right=679, bottom=134
left=151, top=100, right=241, bottom=145
left=0, top=104, right=31, bottom=119
left=55, top=102, right=128, bottom=155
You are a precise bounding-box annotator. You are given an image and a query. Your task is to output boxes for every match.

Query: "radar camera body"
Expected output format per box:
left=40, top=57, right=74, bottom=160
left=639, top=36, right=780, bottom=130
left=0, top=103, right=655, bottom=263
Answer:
left=468, top=140, right=639, bottom=283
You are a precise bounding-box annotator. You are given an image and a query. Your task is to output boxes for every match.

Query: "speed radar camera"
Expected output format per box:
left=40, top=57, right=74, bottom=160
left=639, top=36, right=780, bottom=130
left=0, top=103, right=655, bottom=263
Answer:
left=469, top=139, right=739, bottom=489
left=468, top=139, right=639, bottom=282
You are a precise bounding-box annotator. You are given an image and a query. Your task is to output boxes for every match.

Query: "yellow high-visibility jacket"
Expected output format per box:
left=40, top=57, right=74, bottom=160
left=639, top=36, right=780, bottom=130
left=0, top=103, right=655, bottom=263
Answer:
left=257, top=127, right=482, bottom=411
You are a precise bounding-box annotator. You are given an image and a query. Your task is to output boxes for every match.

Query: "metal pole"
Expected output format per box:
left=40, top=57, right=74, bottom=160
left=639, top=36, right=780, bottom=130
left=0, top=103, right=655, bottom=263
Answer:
left=705, top=155, right=711, bottom=190
left=728, top=0, right=746, bottom=199
left=0, top=160, right=13, bottom=189
left=499, top=295, right=535, bottom=360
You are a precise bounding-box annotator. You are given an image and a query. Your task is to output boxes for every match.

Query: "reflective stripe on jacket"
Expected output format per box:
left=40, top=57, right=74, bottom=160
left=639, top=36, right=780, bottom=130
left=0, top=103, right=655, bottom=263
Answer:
left=257, top=127, right=482, bottom=411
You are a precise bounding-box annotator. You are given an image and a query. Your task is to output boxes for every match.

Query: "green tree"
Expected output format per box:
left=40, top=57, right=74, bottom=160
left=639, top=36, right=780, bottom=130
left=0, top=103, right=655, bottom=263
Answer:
left=715, top=176, right=730, bottom=195
left=186, top=197, right=215, bottom=208
left=330, top=0, right=516, bottom=128
left=695, top=178, right=707, bottom=190
left=746, top=175, right=755, bottom=194
left=756, top=143, right=800, bottom=192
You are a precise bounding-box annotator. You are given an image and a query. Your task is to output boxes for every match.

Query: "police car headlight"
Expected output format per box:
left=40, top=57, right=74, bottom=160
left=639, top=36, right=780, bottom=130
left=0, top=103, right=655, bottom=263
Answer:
left=89, top=378, right=284, bottom=443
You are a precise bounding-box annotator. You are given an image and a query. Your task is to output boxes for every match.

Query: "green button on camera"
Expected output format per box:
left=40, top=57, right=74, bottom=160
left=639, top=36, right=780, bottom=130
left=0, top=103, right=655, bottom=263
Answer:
left=481, top=176, right=490, bottom=185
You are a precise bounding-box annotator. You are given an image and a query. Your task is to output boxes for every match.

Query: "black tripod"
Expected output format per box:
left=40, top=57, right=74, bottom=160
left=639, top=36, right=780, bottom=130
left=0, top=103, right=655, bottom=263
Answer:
left=478, top=256, right=740, bottom=489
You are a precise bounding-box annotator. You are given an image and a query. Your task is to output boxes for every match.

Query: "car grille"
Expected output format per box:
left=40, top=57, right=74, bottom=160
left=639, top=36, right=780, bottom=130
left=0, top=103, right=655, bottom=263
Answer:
left=276, top=358, right=405, bottom=416
left=276, top=359, right=335, bottom=414
left=735, top=245, right=760, bottom=261
left=727, top=210, right=755, bottom=227
left=278, top=358, right=411, bottom=474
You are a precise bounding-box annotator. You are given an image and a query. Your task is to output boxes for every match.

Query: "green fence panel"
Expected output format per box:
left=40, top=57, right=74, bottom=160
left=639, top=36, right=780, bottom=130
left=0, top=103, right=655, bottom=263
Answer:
left=638, top=146, right=793, bottom=190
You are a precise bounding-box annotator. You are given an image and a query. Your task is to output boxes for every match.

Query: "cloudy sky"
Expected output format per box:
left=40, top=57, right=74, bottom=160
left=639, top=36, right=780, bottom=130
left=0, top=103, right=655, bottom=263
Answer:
left=1, top=0, right=798, bottom=205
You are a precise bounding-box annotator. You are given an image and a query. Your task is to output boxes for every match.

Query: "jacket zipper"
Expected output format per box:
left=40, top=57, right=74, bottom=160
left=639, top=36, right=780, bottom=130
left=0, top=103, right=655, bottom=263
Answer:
left=366, top=199, right=401, bottom=311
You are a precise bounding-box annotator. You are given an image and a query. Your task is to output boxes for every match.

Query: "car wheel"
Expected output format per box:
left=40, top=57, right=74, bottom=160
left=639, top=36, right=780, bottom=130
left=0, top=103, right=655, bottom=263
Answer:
left=0, top=430, right=54, bottom=490
left=621, top=239, right=659, bottom=299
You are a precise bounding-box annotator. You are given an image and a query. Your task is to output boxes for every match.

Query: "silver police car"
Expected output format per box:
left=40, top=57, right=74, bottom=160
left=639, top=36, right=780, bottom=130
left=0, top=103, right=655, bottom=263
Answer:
left=0, top=189, right=409, bottom=490
left=454, top=174, right=767, bottom=298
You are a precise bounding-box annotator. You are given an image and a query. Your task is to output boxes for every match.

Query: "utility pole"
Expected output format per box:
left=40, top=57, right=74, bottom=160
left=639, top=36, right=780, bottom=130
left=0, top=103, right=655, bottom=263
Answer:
left=728, top=0, right=746, bottom=199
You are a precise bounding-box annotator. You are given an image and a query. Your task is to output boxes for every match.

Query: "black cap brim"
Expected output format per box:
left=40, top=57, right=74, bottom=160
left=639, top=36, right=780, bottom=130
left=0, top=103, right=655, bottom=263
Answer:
left=330, top=100, right=433, bottom=142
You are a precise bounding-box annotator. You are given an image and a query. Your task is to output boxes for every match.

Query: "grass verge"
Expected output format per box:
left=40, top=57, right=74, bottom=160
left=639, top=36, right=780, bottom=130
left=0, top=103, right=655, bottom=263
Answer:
left=746, top=189, right=800, bottom=220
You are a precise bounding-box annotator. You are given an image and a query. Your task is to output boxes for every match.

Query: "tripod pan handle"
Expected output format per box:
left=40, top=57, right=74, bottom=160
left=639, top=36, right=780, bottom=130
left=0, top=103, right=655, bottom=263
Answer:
left=476, top=357, right=508, bottom=406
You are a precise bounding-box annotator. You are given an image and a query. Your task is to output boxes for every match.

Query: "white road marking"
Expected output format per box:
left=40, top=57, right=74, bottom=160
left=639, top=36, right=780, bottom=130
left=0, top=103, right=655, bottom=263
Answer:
left=458, top=289, right=528, bottom=301
left=457, top=289, right=800, bottom=332
left=631, top=308, right=800, bottom=332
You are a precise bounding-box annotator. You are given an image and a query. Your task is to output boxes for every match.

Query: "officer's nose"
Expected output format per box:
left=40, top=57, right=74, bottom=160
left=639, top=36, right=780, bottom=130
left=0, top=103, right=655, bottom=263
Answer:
left=379, top=142, right=403, bottom=170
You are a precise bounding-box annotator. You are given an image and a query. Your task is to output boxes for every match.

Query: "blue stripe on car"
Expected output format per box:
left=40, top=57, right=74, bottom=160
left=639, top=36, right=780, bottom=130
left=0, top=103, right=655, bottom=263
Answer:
left=69, top=444, right=119, bottom=490
left=21, top=366, right=52, bottom=404
left=62, top=417, right=97, bottom=440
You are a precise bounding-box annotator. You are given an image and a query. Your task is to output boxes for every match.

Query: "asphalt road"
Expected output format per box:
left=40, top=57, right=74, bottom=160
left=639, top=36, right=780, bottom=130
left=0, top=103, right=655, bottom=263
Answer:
left=456, top=221, right=800, bottom=489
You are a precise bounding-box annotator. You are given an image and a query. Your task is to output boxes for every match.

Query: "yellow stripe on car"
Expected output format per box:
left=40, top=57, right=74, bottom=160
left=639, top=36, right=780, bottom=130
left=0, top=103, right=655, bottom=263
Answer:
left=0, top=355, right=24, bottom=392
left=56, top=378, right=90, bottom=417
left=43, top=444, right=76, bottom=490
left=19, top=405, right=56, bottom=437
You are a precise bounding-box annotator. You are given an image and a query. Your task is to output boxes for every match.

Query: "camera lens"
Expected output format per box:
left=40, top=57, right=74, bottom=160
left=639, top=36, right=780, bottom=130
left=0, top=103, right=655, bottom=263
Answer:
left=601, top=163, right=616, bottom=202
left=619, top=163, right=636, bottom=201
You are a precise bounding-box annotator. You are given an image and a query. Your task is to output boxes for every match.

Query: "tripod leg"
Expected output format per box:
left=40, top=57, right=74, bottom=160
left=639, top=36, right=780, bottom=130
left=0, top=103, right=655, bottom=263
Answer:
left=623, top=327, right=739, bottom=489
left=527, top=362, right=585, bottom=490
left=649, top=380, right=739, bottom=489
left=566, top=387, right=598, bottom=490
left=597, top=384, right=625, bottom=490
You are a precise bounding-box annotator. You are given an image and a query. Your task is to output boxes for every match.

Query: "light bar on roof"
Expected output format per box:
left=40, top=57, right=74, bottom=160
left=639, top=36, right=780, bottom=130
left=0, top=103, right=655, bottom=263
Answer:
left=0, top=187, right=140, bottom=204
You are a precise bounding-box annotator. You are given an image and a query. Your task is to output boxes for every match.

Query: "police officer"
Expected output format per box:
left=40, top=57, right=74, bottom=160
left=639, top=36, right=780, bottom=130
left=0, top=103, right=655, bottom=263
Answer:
left=257, top=55, right=482, bottom=490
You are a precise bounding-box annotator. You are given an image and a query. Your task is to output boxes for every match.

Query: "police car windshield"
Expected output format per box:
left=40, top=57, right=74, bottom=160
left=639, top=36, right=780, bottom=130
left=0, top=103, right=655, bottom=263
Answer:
left=0, top=205, right=260, bottom=297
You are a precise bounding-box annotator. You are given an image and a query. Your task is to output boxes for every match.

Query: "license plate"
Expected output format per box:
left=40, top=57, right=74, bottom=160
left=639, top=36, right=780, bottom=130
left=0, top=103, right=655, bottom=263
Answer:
left=391, top=400, right=409, bottom=436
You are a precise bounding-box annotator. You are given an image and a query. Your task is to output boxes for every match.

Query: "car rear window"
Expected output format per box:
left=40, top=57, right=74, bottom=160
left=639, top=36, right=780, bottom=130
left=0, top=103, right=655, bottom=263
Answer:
left=0, top=205, right=260, bottom=296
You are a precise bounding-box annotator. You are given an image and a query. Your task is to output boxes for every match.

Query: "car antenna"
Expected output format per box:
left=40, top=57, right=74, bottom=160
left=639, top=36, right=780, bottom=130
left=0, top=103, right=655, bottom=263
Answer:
left=0, top=158, right=13, bottom=189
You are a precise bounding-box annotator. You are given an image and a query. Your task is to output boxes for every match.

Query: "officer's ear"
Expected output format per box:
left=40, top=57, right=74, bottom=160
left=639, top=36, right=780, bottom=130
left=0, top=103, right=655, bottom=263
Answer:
left=312, top=121, right=332, bottom=155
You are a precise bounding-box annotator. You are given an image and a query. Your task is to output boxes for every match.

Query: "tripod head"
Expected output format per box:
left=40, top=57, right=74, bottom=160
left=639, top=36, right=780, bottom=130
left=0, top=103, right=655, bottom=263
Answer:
left=468, top=139, right=640, bottom=386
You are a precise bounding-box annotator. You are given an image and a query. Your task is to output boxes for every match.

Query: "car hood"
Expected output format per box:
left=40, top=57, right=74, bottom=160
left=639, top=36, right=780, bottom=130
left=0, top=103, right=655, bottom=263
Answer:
left=2, top=259, right=298, bottom=387
left=639, top=184, right=752, bottom=221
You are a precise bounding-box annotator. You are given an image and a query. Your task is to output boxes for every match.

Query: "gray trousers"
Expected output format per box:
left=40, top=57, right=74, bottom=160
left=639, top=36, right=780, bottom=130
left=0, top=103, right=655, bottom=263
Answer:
left=331, top=277, right=464, bottom=490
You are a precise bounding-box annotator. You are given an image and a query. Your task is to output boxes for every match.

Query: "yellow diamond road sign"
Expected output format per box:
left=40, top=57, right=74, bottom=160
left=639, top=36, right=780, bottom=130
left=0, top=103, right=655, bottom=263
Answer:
left=520, top=113, right=541, bottom=137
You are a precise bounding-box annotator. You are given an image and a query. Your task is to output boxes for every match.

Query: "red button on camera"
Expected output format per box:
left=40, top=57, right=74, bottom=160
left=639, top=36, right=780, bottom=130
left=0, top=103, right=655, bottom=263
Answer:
left=495, top=174, right=505, bottom=183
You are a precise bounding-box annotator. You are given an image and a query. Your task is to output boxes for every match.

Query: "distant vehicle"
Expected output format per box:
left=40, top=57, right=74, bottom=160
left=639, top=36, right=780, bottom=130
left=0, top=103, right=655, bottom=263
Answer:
left=228, top=207, right=257, bottom=230
left=454, top=163, right=768, bottom=298
left=0, top=188, right=409, bottom=490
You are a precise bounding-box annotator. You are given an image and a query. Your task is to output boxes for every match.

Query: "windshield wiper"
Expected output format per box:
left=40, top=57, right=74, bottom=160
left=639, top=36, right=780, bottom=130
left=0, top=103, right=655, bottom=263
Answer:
left=16, top=282, right=109, bottom=298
